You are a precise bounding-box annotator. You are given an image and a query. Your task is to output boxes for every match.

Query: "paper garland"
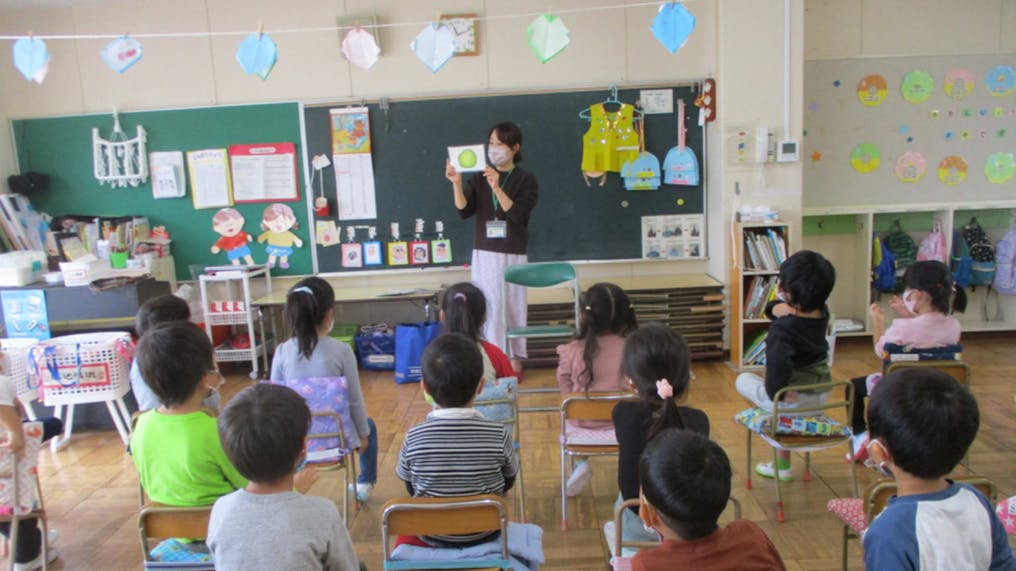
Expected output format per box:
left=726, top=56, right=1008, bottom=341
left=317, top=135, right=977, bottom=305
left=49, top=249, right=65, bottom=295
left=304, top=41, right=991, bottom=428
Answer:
left=650, top=2, right=696, bottom=54
left=236, top=33, right=277, bottom=80
left=12, top=37, right=50, bottom=83
left=527, top=14, right=570, bottom=63
left=342, top=28, right=380, bottom=70
left=411, top=23, right=456, bottom=73
left=101, top=35, right=143, bottom=74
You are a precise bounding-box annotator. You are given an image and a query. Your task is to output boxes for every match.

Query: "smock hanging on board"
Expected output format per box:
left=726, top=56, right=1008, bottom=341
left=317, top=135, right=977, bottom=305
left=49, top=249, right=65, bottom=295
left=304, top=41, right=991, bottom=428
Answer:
left=579, top=87, right=640, bottom=186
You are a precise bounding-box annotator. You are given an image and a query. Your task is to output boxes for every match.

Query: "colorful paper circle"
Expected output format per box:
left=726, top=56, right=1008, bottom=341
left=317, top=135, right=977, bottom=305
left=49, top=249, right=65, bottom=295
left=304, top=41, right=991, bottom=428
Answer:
left=985, top=152, right=1016, bottom=184
left=985, top=65, right=1016, bottom=97
left=937, top=156, right=967, bottom=186
left=943, top=68, right=974, bottom=100
left=895, top=151, right=927, bottom=182
left=857, top=75, right=888, bottom=107
left=850, top=143, right=880, bottom=173
left=901, top=70, right=934, bottom=103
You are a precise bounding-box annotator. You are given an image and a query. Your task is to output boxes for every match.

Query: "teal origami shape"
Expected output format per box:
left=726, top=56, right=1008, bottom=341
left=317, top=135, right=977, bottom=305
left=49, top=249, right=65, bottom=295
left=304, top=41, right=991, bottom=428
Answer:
left=101, top=35, right=143, bottom=74
left=411, top=23, right=455, bottom=73
left=651, top=2, right=696, bottom=53
left=527, top=14, right=570, bottom=64
left=12, top=37, right=50, bottom=83
left=236, top=32, right=277, bottom=80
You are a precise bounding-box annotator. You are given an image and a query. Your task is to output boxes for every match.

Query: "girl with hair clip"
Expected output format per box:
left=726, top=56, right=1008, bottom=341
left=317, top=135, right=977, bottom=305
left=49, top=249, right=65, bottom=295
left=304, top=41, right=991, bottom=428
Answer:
left=849, top=260, right=967, bottom=462
left=556, top=282, right=638, bottom=496
left=611, top=323, right=709, bottom=543
left=440, top=282, right=515, bottom=384
left=269, top=277, right=378, bottom=502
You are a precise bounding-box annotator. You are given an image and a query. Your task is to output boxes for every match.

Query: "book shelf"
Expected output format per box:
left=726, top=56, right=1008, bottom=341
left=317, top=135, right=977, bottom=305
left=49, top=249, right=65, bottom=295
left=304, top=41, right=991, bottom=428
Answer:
left=730, top=222, right=790, bottom=370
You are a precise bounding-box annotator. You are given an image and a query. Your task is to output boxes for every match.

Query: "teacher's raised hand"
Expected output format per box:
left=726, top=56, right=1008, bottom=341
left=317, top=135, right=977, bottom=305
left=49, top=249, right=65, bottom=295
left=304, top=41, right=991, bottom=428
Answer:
left=445, top=159, right=461, bottom=185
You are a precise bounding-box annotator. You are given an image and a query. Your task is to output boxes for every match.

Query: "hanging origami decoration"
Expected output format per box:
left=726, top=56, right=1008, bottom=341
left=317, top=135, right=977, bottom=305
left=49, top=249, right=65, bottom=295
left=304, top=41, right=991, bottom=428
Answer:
left=101, top=35, right=144, bottom=74
left=93, top=108, right=149, bottom=188
left=342, top=27, right=381, bottom=70
left=651, top=2, right=696, bottom=53
left=12, top=36, right=50, bottom=84
left=236, top=30, right=277, bottom=80
left=527, top=14, right=570, bottom=63
left=411, top=23, right=455, bottom=73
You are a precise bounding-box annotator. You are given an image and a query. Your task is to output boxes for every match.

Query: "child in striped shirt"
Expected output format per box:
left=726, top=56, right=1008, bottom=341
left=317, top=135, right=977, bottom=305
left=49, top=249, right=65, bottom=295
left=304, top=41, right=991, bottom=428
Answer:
left=396, top=333, right=518, bottom=546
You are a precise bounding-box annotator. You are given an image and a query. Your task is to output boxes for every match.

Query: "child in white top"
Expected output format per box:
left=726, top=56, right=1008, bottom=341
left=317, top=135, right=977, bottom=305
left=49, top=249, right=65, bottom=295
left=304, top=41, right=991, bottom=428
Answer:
left=270, top=277, right=377, bottom=502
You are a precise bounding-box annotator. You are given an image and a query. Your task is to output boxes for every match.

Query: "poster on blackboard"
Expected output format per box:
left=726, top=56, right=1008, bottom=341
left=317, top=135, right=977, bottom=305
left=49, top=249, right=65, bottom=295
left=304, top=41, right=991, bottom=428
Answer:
left=1, top=289, right=50, bottom=340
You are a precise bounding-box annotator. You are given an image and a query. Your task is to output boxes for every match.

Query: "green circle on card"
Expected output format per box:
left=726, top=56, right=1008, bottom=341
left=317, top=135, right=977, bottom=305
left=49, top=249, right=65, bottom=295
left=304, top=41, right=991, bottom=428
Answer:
left=985, top=152, right=1016, bottom=184
left=458, top=149, right=477, bottom=168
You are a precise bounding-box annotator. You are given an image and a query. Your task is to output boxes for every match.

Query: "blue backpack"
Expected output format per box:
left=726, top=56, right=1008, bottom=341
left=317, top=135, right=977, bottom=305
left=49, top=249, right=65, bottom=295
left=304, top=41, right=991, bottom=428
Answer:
left=872, top=235, right=897, bottom=293
left=951, top=228, right=972, bottom=289
left=962, top=219, right=996, bottom=287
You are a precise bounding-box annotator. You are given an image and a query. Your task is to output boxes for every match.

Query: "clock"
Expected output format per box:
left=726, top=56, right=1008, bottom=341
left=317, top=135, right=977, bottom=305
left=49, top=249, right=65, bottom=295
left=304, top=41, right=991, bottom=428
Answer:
left=440, top=14, right=478, bottom=56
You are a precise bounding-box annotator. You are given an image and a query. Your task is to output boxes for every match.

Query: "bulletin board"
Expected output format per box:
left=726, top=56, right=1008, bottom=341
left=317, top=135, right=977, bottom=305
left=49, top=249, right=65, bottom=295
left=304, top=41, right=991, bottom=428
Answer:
left=302, top=84, right=707, bottom=273
left=804, top=54, right=1016, bottom=208
left=11, top=103, right=311, bottom=280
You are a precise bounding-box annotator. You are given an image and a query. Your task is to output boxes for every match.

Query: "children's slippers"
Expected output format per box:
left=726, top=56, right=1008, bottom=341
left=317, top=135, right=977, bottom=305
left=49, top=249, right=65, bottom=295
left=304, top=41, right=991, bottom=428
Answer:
left=755, top=461, right=793, bottom=482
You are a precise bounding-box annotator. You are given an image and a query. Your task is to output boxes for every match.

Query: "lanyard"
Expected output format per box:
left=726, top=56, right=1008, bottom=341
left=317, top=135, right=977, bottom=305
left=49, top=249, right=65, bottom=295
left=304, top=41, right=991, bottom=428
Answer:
left=490, top=168, right=514, bottom=219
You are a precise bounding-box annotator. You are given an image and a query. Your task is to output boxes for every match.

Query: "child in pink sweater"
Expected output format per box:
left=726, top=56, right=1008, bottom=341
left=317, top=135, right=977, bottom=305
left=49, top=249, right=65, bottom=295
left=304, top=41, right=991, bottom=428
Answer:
left=556, top=282, right=637, bottom=496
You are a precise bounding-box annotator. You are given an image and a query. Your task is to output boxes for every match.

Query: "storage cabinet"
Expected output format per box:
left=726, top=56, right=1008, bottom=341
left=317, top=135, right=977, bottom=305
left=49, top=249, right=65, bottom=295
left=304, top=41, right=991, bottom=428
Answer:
left=802, top=201, right=1016, bottom=336
left=199, top=265, right=273, bottom=378
left=729, top=222, right=790, bottom=371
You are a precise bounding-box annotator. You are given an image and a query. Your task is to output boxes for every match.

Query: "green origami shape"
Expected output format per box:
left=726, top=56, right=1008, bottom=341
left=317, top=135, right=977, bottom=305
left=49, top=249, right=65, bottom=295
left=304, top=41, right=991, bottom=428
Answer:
left=527, top=14, right=570, bottom=64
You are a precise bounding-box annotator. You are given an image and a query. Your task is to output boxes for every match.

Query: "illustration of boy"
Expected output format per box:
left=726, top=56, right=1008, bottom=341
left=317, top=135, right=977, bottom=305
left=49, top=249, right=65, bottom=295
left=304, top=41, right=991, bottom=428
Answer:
left=211, top=208, right=255, bottom=266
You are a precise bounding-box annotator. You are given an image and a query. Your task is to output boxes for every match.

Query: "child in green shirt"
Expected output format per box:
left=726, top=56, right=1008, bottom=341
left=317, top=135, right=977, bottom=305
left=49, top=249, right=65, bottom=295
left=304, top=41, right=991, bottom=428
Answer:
left=129, top=321, right=247, bottom=506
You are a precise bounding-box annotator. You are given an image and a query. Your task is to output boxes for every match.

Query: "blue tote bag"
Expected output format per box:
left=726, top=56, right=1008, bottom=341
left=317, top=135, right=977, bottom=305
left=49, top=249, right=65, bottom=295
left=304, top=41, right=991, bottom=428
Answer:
left=394, top=322, right=442, bottom=384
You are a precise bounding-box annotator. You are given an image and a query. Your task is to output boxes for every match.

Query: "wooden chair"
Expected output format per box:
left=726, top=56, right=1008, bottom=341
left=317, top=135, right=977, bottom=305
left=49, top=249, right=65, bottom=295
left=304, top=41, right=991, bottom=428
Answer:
left=504, top=262, right=581, bottom=413
left=137, top=504, right=214, bottom=570
left=473, top=377, right=526, bottom=522
left=742, top=380, right=859, bottom=523
left=608, top=497, right=742, bottom=570
left=0, top=422, right=49, bottom=571
left=828, top=475, right=997, bottom=571
left=380, top=495, right=511, bottom=571
left=559, top=392, right=635, bottom=531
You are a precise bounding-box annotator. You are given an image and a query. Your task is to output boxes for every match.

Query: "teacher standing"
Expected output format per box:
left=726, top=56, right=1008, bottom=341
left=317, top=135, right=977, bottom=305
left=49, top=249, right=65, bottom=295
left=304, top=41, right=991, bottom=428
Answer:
left=445, top=122, right=539, bottom=376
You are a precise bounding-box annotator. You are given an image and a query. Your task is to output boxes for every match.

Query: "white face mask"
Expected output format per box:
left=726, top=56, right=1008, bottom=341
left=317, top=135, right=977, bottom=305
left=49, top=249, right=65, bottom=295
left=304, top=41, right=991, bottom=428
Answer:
left=903, top=290, right=919, bottom=314
left=488, top=146, right=512, bottom=167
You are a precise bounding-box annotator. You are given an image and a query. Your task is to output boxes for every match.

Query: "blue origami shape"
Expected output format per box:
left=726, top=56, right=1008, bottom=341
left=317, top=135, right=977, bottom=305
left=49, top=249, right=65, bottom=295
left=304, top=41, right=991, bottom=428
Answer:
left=651, top=2, right=696, bottom=54
left=101, top=36, right=144, bottom=74
left=12, top=37, right=50, bottom=83
left=236, top=33, right=277, bottom=80
left=411, top=23, right=455, bottom=73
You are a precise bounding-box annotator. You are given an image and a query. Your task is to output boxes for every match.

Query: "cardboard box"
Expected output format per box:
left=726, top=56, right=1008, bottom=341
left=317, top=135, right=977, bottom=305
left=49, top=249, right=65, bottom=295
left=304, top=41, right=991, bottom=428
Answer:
left=59, top=256, right=111, bottom=287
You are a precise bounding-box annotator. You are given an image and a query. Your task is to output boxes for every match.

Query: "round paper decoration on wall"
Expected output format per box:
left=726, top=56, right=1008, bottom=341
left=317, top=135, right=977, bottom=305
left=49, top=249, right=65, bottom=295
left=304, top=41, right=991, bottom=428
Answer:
left=901, top=70, right=934, bottom=103
left=849, top=143, right=880, bottom=173
left=984, top=152, right=1016, bottom=184
left=895, top=151, right=927, bottom=182
left=937, top=155, right=968, bottom=186
left=943, top=68, right=974, bottom=100
left=857, top=74, right=888, bottom=107
left=985, top=65, right=1016, bottom=97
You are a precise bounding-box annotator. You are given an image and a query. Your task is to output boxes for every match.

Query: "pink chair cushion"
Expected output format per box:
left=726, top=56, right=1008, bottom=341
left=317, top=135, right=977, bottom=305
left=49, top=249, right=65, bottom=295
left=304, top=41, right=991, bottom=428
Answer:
left=561, top=425, right=617, bottom=446
left=827, top=498, right=866, bottom=534
left=997, top=497, right=1016, bottom=535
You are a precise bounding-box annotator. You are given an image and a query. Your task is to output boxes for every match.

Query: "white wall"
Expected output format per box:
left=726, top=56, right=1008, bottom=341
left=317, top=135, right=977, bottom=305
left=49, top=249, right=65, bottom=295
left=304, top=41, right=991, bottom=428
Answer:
left=0, top=0, right=805, bottom=330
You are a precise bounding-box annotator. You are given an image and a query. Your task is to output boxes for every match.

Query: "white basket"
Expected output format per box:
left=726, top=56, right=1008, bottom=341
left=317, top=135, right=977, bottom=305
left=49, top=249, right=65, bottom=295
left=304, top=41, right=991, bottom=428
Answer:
left=29, top=332, right=132, bottom=406
left=1, top=338, right=40, bottom=402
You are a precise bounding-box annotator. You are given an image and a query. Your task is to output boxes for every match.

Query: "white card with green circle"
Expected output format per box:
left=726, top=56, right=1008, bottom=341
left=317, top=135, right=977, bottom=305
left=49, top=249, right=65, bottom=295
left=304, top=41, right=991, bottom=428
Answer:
left=448, top=144, right=486, bottom=173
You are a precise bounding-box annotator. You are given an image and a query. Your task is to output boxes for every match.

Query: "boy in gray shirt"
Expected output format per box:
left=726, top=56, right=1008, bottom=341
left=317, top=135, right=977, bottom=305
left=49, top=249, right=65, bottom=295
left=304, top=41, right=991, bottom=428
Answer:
left=208, top=383, right=362, bottom=571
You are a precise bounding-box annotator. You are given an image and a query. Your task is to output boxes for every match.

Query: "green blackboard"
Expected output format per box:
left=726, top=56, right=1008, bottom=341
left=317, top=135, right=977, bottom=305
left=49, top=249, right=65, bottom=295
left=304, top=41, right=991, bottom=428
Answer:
left=303, top=85, right=705, bottom=272
left=12, top=103, right=310, bottom=280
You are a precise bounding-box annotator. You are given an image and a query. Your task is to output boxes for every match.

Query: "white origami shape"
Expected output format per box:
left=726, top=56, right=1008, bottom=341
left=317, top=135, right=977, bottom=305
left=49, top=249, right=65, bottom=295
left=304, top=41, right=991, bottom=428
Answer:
left=411, top=23, right=455, bottom=73
left=342, top=28, right=381, bottom=70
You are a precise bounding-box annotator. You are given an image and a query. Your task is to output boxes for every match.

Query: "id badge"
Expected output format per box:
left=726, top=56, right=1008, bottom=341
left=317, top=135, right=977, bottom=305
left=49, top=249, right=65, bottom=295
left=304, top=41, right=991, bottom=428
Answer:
left=486, top=220, right=507, bottom=239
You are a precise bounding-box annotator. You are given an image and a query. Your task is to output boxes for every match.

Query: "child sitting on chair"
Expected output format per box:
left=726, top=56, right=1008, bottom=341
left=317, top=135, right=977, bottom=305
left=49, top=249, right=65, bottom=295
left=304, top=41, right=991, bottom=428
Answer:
left=735, top=250, right=835, bottom=482
left=130, top=294, right=220, bottom=413
left=863, top=368, right=1015, bottom=570
left=0, top=358, right=62, bottom=571
left=634, top=428, right=785, bottom=571
left=129, top=321, right=248, bottom=506
left=209, top=383, right=362, bottom=571
left=396, top=333, right=519, bottom=546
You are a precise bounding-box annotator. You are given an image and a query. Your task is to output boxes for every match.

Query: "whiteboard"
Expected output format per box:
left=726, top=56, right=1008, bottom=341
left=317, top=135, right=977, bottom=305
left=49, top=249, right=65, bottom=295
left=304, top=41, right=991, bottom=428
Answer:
left=804, top=54, right=1016, bottom=209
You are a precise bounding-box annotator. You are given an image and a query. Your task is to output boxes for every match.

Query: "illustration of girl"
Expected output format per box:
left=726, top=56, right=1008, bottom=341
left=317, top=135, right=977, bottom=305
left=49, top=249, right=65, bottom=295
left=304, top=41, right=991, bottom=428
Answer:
left=257, top=203, right=303, bottom=269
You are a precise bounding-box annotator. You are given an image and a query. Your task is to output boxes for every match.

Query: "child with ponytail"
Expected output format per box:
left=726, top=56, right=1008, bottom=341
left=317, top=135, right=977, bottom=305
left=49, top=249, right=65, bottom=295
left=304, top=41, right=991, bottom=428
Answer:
left=440, top=282, right=515, bottom=383
left=270, top=277, right=378, bottom=502
left=612, top=323, right=708, bottom=543
left=849, top=260, right=966, bottom=461
left=556, top=282, right=638, bottom=496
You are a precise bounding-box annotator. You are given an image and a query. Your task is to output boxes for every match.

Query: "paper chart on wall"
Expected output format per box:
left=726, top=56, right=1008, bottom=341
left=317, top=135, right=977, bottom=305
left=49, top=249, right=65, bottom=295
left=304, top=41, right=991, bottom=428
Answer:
left=186, top=149, right=233, bottom=209
left=641, top=214, right=704, bottom=260
left=229, top=143, right=299, bottom=202
left=330, top=107, right=377, bottom=220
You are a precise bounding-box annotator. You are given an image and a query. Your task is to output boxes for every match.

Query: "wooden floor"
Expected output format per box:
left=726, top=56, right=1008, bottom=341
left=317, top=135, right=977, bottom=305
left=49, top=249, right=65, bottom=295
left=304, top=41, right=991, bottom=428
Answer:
left=14, top=335, right=1016, bottom=570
